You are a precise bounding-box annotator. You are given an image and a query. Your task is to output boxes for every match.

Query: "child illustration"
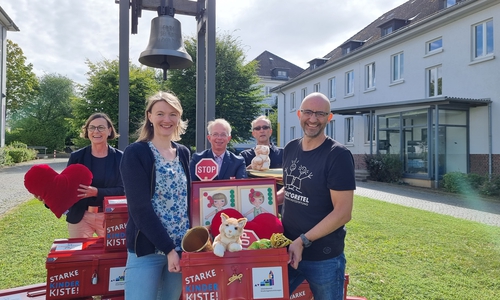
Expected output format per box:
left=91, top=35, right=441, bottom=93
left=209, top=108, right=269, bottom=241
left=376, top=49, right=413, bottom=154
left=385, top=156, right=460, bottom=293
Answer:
left=243, top=189, right=269, bottom=219
left=204, top=192, right=228, bottom=221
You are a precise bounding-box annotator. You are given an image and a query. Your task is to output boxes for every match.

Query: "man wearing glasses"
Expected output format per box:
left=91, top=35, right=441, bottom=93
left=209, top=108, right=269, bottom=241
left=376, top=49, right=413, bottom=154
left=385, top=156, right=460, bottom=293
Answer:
left=240, top=115, right=283, bottom=169
left=190, top=118, right=247, bottom=181
left=277, top=92, right=355, bottom=299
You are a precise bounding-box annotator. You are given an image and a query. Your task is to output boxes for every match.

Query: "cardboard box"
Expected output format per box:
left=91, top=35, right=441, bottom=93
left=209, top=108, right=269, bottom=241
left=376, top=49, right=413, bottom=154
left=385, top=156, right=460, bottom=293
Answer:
left=181, top=248, right=289, bottom=300
left=104, top=196, right=128, bottom=252
left=46, top=238, right=126, bottom=299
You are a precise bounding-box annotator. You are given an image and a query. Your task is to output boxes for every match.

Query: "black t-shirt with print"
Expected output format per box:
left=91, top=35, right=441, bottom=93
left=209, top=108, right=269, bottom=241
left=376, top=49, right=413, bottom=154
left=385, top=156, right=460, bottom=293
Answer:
left=282, top=137, right=356, bottom=261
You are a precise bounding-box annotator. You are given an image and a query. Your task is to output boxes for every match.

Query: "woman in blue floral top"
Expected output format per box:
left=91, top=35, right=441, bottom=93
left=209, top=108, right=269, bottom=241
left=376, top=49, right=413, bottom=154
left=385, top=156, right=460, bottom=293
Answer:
left=121, top=91, right=191, bottom=300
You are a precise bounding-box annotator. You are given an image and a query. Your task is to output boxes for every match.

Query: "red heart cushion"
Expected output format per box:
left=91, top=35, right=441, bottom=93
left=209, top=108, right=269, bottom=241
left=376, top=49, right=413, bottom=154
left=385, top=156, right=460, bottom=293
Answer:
left=210, top=208, right=283, bottom=239
left=24, top=164, right=93, bottom=218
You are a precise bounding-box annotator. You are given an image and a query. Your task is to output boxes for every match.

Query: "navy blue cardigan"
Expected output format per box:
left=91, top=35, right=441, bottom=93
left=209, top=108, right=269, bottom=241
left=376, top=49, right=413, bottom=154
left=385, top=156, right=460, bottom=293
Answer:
left=120, top=141, right=191, bottom=257
left=66, top=145, right=124, bottom=224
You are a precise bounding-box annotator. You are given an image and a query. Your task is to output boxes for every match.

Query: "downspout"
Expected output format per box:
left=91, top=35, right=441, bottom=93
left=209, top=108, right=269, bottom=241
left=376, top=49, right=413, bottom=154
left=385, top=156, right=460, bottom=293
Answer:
left=488, top=102, right=492, bottom=179
left=434, top=105, right=439, bottom=188
left=279, top=88, right=286, bottom=147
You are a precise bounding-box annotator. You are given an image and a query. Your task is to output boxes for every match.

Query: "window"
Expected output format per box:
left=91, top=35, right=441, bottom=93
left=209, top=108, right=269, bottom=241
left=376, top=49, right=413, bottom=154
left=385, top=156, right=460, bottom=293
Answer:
left=277, top=70, right=288, bottom=77
left=426, top=37, right=443, bottom=54
left=473, top=19, right=494, bottom=59
left=314, top=83, right=320, bottom=93
left=290, top=126, right=296, bottom=140
left=391, top=52, right=404, bottom=82
left=290, top=92, right=296, bottom=110
left=364, top=114, right=375, bottom=143
left=328, top=77, right=336, bottom=100
left=382, top=26, right=393, bottom=36
left=427, top=65, right=442, bottom=97
left=301, top=88, right=307, bottom=100
left=345, top=70, right=354, bottom=96
left=365, top=63, right=376, bottom=90
left=264, top=86, right=271, bottom=96
left=445, top=0, right=457, bottom=8
left=326, top=120, right=336, bottom=139
left=346, top=117, right=354, bottom=144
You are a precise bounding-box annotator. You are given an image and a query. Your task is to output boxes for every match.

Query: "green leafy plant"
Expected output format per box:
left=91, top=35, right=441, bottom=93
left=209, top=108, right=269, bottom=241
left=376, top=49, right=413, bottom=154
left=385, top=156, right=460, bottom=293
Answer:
left=364, top=153, right=403, bottom=183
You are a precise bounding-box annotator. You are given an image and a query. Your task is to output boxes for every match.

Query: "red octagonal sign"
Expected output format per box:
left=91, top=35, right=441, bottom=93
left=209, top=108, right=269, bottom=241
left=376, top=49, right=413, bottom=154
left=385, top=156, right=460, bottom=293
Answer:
left=195, top=158, right=219, bottom=181
left=241, top=229, right=260, bottom=249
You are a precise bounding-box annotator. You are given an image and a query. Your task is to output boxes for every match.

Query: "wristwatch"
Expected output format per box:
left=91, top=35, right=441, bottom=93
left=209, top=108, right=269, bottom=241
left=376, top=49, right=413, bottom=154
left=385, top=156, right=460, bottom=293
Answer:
left=300, top=233, right=312, bottom=248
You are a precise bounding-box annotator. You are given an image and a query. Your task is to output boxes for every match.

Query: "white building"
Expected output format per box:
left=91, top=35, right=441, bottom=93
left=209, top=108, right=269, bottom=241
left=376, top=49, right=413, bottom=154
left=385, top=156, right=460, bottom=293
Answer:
left=272, top=0, right=498, bottom=187
left=0, top=7, right=19, bottom=147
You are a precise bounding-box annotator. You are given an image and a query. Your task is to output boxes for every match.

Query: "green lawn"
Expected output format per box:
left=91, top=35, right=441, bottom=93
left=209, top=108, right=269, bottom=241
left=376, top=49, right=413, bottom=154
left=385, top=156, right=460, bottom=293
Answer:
left=1, top=197, right=499, bottom=299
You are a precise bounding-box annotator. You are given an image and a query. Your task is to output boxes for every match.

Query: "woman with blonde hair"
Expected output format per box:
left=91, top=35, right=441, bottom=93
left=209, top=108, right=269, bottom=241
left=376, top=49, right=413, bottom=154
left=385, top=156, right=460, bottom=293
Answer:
left=120, top=91, right=191, bottom=300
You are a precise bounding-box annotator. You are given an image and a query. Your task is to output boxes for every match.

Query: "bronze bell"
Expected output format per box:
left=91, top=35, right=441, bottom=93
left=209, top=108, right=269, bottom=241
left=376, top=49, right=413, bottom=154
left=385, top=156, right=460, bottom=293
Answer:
left=139, top=14, right=193, bottom=79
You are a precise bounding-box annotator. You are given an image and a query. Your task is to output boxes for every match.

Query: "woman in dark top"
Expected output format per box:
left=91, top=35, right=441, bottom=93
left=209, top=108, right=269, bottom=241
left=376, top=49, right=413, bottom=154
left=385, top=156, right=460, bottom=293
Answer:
left=66, top=112, right=124, bottom=238
left=121, top=91, right=191, bottom=300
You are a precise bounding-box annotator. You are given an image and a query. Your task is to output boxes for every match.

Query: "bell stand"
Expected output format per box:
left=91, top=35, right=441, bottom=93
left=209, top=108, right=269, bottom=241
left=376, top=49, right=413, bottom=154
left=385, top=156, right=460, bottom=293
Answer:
left=116, top=0, right=216, bottom=152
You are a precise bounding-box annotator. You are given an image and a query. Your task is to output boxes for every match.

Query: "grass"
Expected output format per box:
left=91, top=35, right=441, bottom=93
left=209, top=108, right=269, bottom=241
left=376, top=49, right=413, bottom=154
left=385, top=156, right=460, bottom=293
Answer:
left=1, top=197, right=499, bottom=299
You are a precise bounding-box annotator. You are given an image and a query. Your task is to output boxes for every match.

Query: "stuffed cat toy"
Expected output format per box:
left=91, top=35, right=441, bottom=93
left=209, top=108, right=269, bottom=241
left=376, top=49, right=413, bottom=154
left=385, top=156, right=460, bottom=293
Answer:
left=251, top=145, right=271, bottom=171
left=212, top=212, right=247, bottom=257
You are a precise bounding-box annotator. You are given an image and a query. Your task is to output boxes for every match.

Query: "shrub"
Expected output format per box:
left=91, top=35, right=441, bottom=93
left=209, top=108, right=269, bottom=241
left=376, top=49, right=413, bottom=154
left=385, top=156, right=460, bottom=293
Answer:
left=4, top=142, right=37, bottom=163
left=364, top=153, right=403, bottom=183
left=467, top=173, right=486, bottom=190
left=442, top=172, right=468, bottom=193
left=479, top=175, right=500, bottom=197
left=0, top=147, right=14, bottom=167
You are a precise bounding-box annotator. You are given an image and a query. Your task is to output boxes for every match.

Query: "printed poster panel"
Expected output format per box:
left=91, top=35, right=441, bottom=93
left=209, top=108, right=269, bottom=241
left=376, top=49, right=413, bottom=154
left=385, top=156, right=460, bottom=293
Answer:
left=251, top=266, right=284, bottom=299
left=199, top=186, right=238, bottom=226
left=108, top=266, right=126, bottom=291
left=239, top=184, right=277, bottom=221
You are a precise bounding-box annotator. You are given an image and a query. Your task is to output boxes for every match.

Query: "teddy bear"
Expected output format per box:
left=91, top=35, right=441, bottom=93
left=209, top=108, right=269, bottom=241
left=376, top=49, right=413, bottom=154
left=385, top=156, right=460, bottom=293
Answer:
left=250, top=145, right=271, bottom=171
left=212, top=212, right=247, bottom=257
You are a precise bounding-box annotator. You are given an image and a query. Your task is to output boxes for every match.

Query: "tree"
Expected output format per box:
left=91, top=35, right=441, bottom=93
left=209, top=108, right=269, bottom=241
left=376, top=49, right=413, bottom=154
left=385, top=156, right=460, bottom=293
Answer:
left=8, top=74, right=75, bottom=151
left=166, top=33, right=264, bottom=148
left=5, top=40, right=39, bottom=122
left=72, top=59, right=160, bottom=148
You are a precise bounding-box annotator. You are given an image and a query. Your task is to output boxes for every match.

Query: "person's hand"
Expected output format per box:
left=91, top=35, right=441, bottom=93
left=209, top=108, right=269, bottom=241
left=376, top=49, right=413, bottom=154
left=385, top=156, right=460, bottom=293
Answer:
left=287, top=238, right=304, bottom=269
left=34, top=195, right=46, bottom=205
left=167, top=249, right=181, bottom=273
left=77, top=184, right=98, bottom=198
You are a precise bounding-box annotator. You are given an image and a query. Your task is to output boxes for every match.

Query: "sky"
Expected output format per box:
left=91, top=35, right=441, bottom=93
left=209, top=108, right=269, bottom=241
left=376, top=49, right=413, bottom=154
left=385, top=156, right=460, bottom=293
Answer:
left=2, top=0, right=408, bottom=85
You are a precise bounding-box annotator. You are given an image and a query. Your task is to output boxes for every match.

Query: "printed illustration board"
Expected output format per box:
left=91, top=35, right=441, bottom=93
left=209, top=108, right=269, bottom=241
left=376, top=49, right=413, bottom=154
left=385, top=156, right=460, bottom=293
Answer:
left=191, top=178, right=278, bottom=227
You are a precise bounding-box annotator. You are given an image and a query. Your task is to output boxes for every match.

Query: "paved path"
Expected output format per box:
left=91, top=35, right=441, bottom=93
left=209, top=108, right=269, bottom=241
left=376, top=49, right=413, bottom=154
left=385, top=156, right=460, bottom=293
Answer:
left=355, top=181, right=500, bottom=227
left=1, top=158, right=499, bottom=227
left=0, top=158, right=68, bottom=216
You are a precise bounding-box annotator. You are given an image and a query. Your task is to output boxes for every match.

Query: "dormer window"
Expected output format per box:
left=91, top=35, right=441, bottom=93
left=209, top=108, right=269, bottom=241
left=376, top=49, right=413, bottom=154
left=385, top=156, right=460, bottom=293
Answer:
left=378, top=18, right=408, bottom=37
left=272, top=68, right=289, bottom=80
left=308, top=58, right=328, bottom=69
left=340, top=41, right=364, bottom=56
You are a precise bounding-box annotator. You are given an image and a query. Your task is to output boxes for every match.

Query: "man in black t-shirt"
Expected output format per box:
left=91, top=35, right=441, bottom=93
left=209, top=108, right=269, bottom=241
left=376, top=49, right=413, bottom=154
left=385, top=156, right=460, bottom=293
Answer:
left=277, top=92, right=356, bottom=300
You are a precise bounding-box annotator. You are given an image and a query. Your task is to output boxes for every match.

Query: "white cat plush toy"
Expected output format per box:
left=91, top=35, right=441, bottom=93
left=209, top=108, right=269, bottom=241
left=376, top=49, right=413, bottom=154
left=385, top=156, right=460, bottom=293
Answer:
left=212, top=212, right=247, bottom=257
left=250, top=145, right=271, bottom=171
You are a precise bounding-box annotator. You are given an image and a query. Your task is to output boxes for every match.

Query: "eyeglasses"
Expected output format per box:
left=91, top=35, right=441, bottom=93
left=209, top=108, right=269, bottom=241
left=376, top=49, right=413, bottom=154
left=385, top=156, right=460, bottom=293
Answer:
left=300, top=109, right=330, bottom=118
left=210, top=133, right=228, bottom=138
left=253, top=125, right=271, bottom=131
left=88, top=125, right=108, bottom=132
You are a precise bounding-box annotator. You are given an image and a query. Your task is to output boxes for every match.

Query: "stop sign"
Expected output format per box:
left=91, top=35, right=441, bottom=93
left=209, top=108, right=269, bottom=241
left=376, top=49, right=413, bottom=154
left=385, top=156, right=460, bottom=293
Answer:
left=195, top=158, right=219, bottom=181
left=241, top=229, right=260, bottom=249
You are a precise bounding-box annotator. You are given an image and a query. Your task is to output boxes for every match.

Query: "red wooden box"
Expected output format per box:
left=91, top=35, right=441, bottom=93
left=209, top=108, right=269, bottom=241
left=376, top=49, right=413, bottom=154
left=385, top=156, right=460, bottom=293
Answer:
left=181, top=248, right=289, bottom=300
left=45, top=237, right=126, bottom=299
left=103, top=196, right=128, bottom=252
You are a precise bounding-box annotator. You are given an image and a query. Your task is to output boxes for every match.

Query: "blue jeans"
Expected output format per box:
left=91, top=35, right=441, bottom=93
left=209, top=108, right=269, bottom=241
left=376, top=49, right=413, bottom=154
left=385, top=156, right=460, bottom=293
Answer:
left=288, top=253, right=346, bottom=300
left=125, top=251, right=182, bottom=300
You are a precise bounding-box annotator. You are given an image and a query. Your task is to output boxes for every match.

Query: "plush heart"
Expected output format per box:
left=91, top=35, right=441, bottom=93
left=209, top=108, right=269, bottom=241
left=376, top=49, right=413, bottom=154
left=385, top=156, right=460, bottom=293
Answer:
left=210, top=208, right=283, bottom=239
left=24, top=164, right=93, bottom=218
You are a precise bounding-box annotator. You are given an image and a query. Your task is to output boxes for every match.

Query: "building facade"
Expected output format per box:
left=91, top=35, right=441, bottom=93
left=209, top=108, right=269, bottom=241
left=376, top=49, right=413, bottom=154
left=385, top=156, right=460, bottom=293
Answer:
left=272, top=0, right=498, bottom=187
left=0, top=6, right=19, bottom=148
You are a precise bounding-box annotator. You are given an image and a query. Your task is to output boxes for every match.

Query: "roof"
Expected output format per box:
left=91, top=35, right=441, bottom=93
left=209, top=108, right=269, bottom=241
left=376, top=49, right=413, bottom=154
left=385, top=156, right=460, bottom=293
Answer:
left=331, top=96, right=492, bottom=115
left=272, top=0, right=478, bottom=90
left=251, top=50, right=304, bottom=80
left=0, top=6, right=19, bottom=31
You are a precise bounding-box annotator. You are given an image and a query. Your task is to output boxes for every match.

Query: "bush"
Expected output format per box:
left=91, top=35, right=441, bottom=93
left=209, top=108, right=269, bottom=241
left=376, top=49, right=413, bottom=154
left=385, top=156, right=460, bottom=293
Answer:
left=364, top=153, right=403, bottom=183
left=479, top=175, right=500, bottom=197
left=442, top=172, right=468, bottom=193
left=4, top=142, right=37, bottom=163
left=0, top=147, right=14, bottom=167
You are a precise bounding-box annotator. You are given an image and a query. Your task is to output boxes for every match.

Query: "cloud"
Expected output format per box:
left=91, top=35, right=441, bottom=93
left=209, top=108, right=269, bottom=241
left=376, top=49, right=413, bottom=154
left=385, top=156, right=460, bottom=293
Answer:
left=2, top=0, right=407, bottom=84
